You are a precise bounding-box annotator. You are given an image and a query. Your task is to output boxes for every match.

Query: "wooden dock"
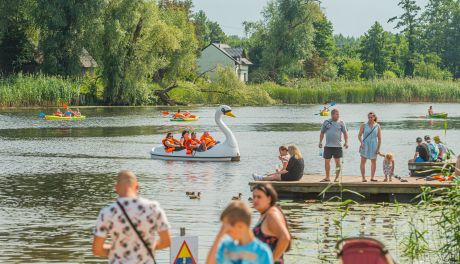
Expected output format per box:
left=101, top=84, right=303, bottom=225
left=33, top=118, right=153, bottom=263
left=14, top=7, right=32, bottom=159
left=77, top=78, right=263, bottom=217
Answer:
left=248, top=175, right=454, bottom=202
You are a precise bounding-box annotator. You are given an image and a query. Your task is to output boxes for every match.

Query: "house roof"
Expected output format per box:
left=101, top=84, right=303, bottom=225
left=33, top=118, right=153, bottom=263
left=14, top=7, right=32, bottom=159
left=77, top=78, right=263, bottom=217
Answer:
left=209, top=43, right=253, bottom=65
left=79, top=48, right=98, bottom=68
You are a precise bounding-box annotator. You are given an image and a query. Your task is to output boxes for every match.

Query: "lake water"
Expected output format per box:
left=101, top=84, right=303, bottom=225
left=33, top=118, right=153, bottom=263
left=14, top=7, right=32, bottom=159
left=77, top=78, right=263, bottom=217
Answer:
left=0, top=104, right=458, bottom=263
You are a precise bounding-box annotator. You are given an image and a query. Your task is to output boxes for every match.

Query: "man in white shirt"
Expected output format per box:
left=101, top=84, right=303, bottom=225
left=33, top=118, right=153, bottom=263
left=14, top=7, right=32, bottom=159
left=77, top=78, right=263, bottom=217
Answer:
left=92, top=170, right=171, bottom=263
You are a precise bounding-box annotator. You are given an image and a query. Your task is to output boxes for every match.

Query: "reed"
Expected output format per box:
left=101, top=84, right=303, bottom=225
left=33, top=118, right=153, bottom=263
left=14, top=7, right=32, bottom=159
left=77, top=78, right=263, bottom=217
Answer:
left=258, top=78, right=460, bottom=104
left=0, top=74, right=81, bottom=107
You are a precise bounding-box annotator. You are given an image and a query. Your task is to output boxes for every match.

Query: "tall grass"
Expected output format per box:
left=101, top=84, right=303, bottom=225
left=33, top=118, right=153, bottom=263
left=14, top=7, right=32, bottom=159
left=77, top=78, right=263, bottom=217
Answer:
left=0, top=74, right=81, bottom=107
left=259, top=78, right=460, bottom=104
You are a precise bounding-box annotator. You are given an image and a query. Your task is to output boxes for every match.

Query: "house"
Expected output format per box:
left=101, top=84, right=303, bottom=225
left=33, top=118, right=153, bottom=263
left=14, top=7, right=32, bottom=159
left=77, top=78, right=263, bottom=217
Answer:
left=79, top=48, right=98, bottom=76
left=197, top=42, right=253, bottom=82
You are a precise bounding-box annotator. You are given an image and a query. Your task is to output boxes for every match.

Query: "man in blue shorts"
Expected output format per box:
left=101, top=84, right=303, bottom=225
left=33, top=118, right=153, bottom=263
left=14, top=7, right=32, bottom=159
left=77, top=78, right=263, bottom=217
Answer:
left=319, top=109, right=349, bottom=182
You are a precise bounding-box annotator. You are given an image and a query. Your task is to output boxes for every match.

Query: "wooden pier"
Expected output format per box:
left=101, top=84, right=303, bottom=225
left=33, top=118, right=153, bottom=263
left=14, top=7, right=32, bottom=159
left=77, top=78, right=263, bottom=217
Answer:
left=249, top=175, right=454, bottom=202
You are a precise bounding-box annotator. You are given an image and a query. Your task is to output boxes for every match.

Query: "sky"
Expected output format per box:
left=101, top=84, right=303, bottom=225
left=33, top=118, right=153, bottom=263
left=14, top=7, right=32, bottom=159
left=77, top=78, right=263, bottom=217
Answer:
left=192, top=0, right=429, bottom=37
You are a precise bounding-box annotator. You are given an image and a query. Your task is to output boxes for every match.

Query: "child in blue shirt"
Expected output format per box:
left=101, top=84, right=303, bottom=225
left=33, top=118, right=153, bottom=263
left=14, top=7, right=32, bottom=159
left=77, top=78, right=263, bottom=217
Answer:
left=206, top=201, right=273, bottom=264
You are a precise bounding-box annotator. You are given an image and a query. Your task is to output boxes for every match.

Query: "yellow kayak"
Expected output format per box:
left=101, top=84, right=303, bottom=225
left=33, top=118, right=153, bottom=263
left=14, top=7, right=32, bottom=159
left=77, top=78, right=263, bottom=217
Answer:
left=320, top=111, right=330, bottom=116
left=44, top=115, right=86, bottom=121
left=170, top=116, right=199, bottom=122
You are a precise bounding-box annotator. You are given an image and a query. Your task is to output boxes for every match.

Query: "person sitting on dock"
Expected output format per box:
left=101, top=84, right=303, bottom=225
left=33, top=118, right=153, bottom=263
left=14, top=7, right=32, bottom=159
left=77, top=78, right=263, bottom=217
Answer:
left=277, top=145, right=290, bottom=172
left=253, top=145, right=304, bottom=182
left=433, top=136, right=448, bottom=161
left=200, top=131, right=218, bottom=151
left=424, top=135, right=439, bottom=161
left=412, top=137, right=430, bottom=163
left=162, top=132, right=184, bottom=152
left=185, top=132, right=202, bottom=154
left=172, top=109, right=185, bottom=119
left=54, top=108, right=63, bottom=117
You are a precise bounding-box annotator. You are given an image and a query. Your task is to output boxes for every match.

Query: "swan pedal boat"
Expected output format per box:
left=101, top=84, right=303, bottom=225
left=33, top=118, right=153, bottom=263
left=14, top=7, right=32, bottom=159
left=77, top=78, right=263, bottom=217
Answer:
left=44, top=115, right=86, bottom=121
left=151, top=105, right=240, bottom=162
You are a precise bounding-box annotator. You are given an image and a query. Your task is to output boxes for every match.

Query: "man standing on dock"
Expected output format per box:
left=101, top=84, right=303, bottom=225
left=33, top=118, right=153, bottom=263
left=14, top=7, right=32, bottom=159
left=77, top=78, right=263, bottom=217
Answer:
left=319, top=109, right=349, bottom=182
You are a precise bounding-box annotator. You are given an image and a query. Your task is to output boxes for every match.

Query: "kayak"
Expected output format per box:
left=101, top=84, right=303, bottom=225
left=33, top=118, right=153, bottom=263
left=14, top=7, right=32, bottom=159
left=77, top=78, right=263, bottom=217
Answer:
left=429, top=112, right=448, bottom=119
left=44, top=115, right=86, bottom=121
left=170, top=116, right=199, bottom=122
left=320, top=111, right=330, bottom=116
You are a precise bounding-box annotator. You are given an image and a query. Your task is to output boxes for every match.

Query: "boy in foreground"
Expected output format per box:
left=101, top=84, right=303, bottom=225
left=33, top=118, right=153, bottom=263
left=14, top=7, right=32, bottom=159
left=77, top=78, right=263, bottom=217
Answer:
left=206, top=201, right=273, bottom=264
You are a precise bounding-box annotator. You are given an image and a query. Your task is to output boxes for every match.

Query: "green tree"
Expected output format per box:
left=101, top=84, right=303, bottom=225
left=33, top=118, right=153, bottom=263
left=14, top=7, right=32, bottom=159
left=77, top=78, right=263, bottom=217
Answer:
left=192, top=10, right=226, bottom=48
left=360, top=22, right=390, bottom=75
left=312, top=15, right=335, bottom=59
left=388, top=0, right=421, bottom=76
left=101, top=0, right=180, bottom=104
left=34, top=0, right=104, bottom=76
left=154, top=1, right=199, bottom=85
left=249, top=0, right=321, bottom=81
left=0, top=0, right=36, bottom=74
left=343, top=58, right=363, bottom=80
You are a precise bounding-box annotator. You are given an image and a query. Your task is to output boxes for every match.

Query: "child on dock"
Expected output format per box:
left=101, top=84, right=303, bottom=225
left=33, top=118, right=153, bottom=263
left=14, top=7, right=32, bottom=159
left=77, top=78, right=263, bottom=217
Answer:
left=378, top=152, right=394, bottom=182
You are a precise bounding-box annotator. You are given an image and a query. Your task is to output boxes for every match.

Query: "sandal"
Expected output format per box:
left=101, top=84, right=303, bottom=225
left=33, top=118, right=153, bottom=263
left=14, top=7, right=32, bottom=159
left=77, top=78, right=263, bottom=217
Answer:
left=370, top=179, right=378, bottom=182
left=320, top=179, right=330, bottom=182
left=362, top=179, right=367, bottom=182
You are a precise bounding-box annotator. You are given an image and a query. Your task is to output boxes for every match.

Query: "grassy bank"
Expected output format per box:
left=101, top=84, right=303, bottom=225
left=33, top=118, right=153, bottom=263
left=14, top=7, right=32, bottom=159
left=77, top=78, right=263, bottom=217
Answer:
left=1, top=74, right=460, bottom=107
left=0, top=74, right=81, bottom=107
left=259, top=79, right=460, bottom=104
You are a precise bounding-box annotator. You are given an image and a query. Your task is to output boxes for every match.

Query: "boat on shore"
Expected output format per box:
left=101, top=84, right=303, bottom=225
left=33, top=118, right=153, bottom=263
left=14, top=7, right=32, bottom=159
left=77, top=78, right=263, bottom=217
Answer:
left=408, top=159, right=456, bottom=177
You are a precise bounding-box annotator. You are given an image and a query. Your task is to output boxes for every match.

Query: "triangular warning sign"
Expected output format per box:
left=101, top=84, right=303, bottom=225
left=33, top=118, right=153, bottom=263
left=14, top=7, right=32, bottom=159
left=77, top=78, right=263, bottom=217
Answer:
left=173, top=241, right=197, bottom=264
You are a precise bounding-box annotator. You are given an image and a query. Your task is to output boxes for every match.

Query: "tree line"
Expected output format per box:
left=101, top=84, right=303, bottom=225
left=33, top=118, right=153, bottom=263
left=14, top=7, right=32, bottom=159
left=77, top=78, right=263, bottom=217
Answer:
left=0, top=0, right=458, bottom=105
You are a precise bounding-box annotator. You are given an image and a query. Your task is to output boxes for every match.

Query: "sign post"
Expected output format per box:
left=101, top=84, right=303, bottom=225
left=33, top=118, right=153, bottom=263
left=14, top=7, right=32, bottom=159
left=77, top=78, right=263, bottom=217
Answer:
left=170, top=228, right=198, bottom=264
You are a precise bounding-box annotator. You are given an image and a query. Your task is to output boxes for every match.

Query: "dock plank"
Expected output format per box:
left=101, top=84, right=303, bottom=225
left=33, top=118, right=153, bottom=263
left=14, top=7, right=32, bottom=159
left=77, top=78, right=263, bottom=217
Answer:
left=249, top=175, right=453, bottom=202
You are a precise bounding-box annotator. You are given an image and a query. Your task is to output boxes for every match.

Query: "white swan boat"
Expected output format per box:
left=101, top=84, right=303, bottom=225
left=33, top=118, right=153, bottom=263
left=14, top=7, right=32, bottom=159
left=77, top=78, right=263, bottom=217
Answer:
left=150, top=105, right=240, bottom=161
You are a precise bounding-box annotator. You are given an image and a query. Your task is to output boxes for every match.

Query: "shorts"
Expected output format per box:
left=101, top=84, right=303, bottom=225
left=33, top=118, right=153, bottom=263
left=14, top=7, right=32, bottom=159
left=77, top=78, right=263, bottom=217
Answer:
left=323, top=147, right=343, bottom=159
left=281, top=172, right=302, bottom=181
left=415, top=156, right=426, bottom=162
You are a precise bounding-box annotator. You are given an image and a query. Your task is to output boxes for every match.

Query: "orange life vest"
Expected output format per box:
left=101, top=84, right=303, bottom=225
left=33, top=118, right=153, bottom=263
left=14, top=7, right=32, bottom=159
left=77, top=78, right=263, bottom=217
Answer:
left=162, top=138, right=180, bottom=152
left=172, top=113, right=185, bottom=119
left=185, top=138, right=201, bottom=154
left=200, top=135, right=216, bottom=148
left=54, top=112, right=63, bottom=117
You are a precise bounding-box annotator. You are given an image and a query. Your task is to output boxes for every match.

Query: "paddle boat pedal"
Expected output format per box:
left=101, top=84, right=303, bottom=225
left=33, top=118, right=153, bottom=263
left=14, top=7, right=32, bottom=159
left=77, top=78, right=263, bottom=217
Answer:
left=151, top=105, right=240, bottom=162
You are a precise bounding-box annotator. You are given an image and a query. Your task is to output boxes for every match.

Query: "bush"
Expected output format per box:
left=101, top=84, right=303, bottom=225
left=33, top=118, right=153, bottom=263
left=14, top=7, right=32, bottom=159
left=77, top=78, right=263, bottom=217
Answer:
left=343, top=58, right=363, bottom=80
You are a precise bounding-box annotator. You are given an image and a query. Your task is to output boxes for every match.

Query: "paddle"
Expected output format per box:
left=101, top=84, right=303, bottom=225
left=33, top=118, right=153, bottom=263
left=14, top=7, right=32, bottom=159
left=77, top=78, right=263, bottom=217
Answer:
left=315, top=102, right=336, bottom=115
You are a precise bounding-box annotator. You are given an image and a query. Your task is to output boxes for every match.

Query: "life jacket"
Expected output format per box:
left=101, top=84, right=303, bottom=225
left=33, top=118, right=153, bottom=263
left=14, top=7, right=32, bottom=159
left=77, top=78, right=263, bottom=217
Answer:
left=200, top=135, right=216, bottom=148
left=172, top=113, right=185, bottom=119
left=54, top=112, right=63, bottom=117
left=73, top=111, right=81, bottom=117
left=162, top=138, right=180, bottom=152
left=184, top=112, right=191, bottom=117
left=185, top=138, right=201, bottom=154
